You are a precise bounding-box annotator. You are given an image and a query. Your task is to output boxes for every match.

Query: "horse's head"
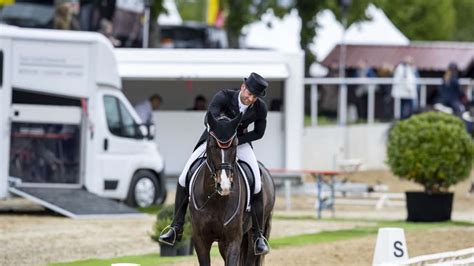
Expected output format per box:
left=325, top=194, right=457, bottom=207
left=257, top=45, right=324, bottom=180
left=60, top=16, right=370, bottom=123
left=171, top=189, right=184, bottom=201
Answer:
left=206, top=112, right=242, bottom=196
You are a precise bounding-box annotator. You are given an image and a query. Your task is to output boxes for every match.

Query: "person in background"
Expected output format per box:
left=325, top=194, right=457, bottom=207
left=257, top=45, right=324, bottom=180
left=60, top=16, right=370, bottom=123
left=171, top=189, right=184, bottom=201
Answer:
left=392, top=56, right=418, bottom=119
left=98, top=18, right=121, bottom=47
left=354, top=59, right=378, bottom=120
left=437, top=63, right=465, bottom=116
left=377, top=62, right=394, bottom=120
left=134, top=94, right=162, bottom=125
left=187, top=95, right=207, bottom=110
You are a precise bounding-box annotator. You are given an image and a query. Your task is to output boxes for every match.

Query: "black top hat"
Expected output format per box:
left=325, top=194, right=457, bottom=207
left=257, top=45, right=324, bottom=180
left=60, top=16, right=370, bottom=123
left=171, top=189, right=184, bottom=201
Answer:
left=244, top=72, right=268, bottom=98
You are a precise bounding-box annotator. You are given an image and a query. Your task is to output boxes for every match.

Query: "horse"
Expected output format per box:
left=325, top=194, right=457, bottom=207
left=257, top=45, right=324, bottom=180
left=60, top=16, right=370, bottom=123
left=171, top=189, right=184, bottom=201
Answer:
left=188, top=113, right=275, bottom=266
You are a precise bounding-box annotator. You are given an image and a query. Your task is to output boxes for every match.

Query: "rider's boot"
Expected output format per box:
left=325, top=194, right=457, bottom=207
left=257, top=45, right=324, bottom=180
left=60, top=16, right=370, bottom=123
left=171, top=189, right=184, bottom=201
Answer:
left=158, top=184, right=189, bottom=246
left=251, top=191, right=270, bottom=255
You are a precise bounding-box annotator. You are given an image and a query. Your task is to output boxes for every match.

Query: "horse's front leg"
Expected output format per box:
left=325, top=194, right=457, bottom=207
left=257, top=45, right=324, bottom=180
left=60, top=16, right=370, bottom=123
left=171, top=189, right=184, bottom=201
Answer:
left=225, top=239, right=242, bottom=266
left=194, top=235, right=213, bottom=266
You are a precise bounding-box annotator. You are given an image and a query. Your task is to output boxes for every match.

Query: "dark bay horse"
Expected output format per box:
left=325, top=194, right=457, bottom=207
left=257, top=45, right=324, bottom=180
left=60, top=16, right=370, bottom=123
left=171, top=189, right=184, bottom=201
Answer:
left=188, top=114, right=275, bottom=266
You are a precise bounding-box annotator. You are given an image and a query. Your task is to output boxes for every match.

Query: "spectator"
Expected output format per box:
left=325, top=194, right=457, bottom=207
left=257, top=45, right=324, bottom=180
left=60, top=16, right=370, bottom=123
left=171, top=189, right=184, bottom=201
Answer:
left=377, top=62, right=394, bottom=120
left=98, top=18, right=121, bottom=47
left=392, top=56, right=418, bottom=119
left=112, top=1, right=144, bottom=47
left=462, top=102, right=474, bottom=137
left=134, top=94, right=162, bottom=125
left=437, top=63, right=465, bottom=116
left=354, top=59, right=378, bottom=120
left=187, top=95, right=207, bottom=111
left=79, top=0, right=102, bottom=31
left=54, top=0, right=81, bottom=30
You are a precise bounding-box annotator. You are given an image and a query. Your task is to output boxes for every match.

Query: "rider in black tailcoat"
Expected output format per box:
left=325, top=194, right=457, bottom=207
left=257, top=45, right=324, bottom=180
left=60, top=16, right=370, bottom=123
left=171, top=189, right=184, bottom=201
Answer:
left=159, top=72, right=270, bottom=256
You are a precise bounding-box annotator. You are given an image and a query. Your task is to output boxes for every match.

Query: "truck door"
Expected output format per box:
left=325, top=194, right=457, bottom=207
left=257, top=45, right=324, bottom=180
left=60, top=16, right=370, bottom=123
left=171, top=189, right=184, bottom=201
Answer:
left=9, top=104, right=82, bottom=186
left=96, top=90, right=149, bottom=190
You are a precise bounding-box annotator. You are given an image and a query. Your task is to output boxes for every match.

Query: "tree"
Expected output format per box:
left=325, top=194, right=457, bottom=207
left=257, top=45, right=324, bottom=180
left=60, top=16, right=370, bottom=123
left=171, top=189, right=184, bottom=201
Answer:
left=377, top=0, right=455, bottom=41
left=222, top=0, right=371, bottom=74
left=451, top=0, right=474, bottom=41
left=149, top=0, right=166, bottom=47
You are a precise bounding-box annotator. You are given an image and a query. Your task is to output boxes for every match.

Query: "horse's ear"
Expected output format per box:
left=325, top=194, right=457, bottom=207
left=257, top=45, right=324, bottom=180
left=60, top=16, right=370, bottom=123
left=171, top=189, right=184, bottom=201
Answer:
left=207, top=112, right=217, bottom=131
left=230, top=112, right=243, bottom=130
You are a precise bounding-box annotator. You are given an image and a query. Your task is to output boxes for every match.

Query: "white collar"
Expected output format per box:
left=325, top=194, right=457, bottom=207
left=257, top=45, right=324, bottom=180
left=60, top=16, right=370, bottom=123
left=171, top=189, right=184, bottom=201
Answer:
left=238, top=91, right=249, bottom=113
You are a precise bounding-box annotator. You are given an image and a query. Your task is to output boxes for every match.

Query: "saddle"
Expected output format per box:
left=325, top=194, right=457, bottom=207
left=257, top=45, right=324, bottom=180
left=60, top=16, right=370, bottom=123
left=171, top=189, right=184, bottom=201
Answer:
left=185, top=157, right=255, bottom=211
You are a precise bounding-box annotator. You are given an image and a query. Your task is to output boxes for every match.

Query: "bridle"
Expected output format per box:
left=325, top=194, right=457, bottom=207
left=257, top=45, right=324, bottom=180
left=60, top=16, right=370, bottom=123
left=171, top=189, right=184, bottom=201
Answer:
left=206, top=131, right=237, bottom=190
left=193, top=130, right=243, bottom=226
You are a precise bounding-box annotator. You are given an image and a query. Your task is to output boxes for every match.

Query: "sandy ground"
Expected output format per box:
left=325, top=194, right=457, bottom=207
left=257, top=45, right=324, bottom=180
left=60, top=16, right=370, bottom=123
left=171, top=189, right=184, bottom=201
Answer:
left=172, top=227, right=474, bottom=266
left=0, top=170, right=473, bottom=266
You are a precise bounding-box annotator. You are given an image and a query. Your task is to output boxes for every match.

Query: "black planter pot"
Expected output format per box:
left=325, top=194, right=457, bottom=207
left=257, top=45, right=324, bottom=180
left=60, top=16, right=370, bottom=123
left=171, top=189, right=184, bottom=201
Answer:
left=159, top=239, right=194, bottom=257
left=405, top=191, right=454, bottom=222
left=159, top=243, right=177, bottom=257
left=177, top=239, right=194, bottom=256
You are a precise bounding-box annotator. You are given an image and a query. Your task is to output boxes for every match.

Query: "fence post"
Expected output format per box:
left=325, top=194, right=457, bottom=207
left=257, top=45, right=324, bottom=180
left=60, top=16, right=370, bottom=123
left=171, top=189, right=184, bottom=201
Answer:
left=311, top=84, right=318, bottom=126
left=420, top=85, right=427, bottom=108
left=284, top=179, right=291, bottom=211
left=338, top=82, right=348, bottom=125
left=368, top=84, right=375, bottom=124
left=394, top=97, right=401, bottom=120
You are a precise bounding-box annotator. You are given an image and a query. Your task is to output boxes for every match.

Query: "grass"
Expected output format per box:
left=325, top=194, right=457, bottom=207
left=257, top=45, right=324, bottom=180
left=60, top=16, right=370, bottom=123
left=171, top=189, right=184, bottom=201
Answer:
left=49, top=219, right=473, bottom=266
left=50, top=253, right=190, bottom=266
left=304, top=115, right=337, bottom=126
left=138, top=205, right=161, bottom=215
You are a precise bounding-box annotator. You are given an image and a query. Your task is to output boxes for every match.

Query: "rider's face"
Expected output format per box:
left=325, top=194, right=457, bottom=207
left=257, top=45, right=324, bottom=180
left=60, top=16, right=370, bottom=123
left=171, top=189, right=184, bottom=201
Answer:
left=240, top=84, right=257, bottom=106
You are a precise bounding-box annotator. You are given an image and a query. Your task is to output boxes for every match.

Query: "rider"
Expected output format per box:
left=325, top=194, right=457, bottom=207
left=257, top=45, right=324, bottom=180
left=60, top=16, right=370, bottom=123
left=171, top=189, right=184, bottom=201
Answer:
left=159, top=72, right=270, bottom=255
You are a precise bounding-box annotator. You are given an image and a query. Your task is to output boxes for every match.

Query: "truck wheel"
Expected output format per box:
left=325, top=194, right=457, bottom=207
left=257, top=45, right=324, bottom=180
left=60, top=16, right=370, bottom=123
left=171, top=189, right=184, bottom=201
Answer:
left=126, top=170, right=159, bottom=208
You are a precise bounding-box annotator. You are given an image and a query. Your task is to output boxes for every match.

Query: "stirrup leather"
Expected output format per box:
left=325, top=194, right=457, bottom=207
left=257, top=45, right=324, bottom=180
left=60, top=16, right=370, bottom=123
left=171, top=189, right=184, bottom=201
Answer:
left=253, top=234, right=270, bottom=255
left=158, top=225, right=177, bottom=246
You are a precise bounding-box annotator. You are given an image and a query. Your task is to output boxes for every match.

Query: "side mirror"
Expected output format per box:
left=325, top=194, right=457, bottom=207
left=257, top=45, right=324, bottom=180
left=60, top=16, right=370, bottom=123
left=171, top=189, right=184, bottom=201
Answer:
left=138, top=124, right=155, bottom=140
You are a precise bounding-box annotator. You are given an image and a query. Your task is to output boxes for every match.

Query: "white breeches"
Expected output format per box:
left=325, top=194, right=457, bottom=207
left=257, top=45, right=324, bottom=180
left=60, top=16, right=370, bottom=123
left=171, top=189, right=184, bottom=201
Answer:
left=178, top=142, right=261, bottom=194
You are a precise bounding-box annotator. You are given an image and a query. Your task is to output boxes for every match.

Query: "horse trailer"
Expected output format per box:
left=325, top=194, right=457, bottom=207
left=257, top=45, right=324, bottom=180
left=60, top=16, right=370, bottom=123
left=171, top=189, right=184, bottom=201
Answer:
left=0, top=25, right=166, bottom=218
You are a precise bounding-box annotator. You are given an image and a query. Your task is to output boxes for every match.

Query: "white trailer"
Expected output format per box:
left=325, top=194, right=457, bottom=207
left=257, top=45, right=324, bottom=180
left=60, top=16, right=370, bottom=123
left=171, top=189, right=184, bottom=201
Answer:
left=115, top=48, right=304, bottom=175
left=0, top=25, right=166, bottom=218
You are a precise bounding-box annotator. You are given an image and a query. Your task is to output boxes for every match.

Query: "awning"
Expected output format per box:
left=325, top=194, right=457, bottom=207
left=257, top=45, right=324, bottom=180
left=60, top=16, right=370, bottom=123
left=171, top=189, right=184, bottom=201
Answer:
left=115, top=49, right=290, bottom=81
left=118, top=62, right=289, bottom=80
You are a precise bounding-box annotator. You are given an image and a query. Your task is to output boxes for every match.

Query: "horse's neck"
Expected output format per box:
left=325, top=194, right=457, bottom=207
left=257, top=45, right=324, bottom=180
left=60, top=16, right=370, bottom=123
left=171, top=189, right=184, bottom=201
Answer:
left=199, top=166, right=243, bottom=205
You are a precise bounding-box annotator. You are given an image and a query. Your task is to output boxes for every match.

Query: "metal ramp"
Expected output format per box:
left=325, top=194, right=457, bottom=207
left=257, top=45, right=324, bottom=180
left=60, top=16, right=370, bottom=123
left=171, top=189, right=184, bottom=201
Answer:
left=8, top=187, right=145, bottom=219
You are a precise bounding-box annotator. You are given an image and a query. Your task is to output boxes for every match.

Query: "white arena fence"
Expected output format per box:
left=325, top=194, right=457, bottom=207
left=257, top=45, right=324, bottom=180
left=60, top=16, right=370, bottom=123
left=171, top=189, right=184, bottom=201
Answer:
left=396, top=247, right=474, bottom=266
left=305, top=77, right=474, bottom=126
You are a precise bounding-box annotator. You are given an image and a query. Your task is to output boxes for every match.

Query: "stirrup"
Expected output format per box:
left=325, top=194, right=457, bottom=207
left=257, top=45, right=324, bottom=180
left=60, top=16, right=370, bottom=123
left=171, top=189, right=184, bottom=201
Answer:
left=158, top=225, right=177, bottom=246
left=253, top=234, right=270, bottom=256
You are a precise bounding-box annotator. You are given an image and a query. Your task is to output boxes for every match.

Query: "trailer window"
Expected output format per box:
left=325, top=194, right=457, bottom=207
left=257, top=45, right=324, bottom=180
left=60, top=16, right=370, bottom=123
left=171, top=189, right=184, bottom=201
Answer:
left=103, top=95, right=142, bottom=139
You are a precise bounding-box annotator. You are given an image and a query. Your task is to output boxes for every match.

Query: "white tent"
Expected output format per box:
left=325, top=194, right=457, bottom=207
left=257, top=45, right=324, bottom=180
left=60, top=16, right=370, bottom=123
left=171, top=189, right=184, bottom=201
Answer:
left=157, top=0, right=182, bottom=25
left=242, top=9, right=301, bottom=52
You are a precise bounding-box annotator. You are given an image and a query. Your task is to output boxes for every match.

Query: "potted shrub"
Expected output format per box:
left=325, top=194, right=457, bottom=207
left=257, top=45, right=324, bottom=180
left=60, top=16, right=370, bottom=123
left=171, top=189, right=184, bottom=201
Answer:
left=387, top=112, right=474, bottom=222
left=151, top=205, right=193, bottom=256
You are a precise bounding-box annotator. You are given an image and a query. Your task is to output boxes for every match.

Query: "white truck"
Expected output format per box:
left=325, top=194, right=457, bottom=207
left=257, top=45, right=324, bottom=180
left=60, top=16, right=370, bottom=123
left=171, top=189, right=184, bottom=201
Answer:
left=0, top=25, right=166, bottom=217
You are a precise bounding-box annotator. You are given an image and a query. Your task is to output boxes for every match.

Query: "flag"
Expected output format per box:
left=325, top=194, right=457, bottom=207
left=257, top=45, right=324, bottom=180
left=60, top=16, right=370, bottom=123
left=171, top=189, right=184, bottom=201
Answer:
left=206, top=0, right=219, bottom=25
